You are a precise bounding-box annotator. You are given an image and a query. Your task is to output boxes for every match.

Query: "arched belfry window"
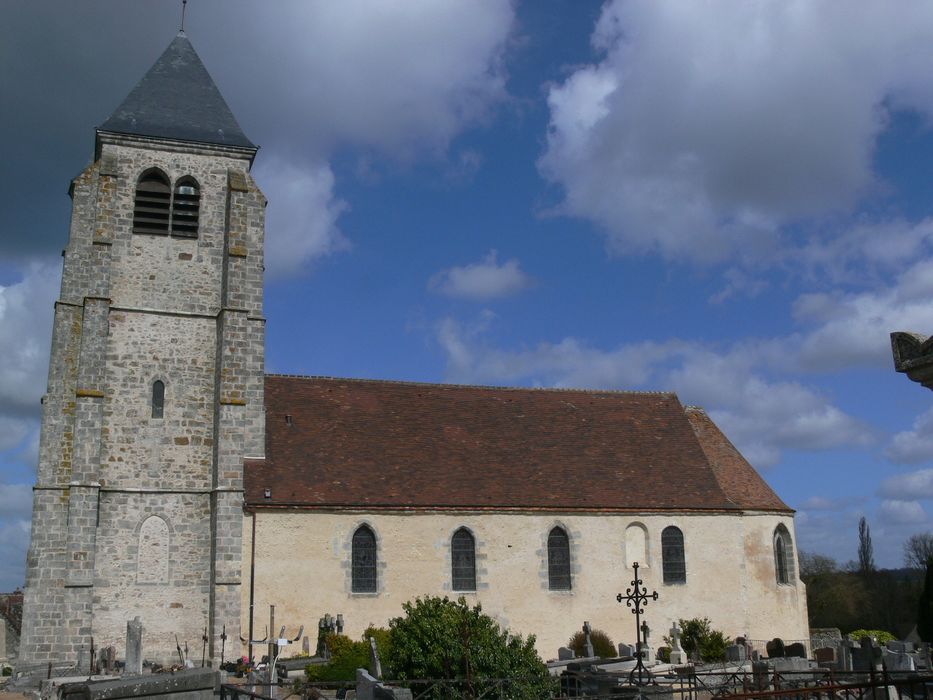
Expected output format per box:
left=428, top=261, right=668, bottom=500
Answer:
left=132, top=170, right=171, bottom=235
left=352, top=525, right=377, bottom=593
left=171, top=177, right=200, bottom=237
left=151, top=380, right=165, bottom=419
left=661, top=526, right=686, bottom=584
left=547, top=526, right=572, bottom=591
left=774, top=524, right=795, bottom=584
left=451, top=528, right=476, bottom=591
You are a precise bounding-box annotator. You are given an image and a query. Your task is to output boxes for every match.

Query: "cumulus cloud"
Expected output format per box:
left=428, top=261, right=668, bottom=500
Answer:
left=0, top=518, right=31, bottom=591
left=790, top=256, right=933, bottom=371
left=0, top=483, right=34, bottom=522
left=880, top=499, right=927, bottom=525
left=434, top=317, right=868, bottom=468
left=217, top=0, right=514, bottom=159
left=429, top=251, right=534, bottom=301
left=539, top=1, right=933, bottom=263
left=255, top=158, right=350, bottom=279
left=879, top=469, right=933, bottom=500
left=0, top=262, right=57, bottom=426
left=800, top=496, right=847, bottom=511
left=887, top=408, right=933, bottom=464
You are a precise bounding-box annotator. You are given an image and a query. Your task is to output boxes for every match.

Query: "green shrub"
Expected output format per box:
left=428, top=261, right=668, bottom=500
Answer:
left=387, top=596, right=550, bottom=700
left=305, top=628, right=391, bottom=683
left=568, top=628, right=616, bottom=658
left=848, top=629, right=897, bottom=645
left=657, top=646, right=671, bottom=663
left=664, top=618, right=730, bottom=662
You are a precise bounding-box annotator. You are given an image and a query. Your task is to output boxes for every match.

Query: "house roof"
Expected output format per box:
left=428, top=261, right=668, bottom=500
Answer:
left=244, top=375, right=791, bottom=513
left=98, top=32, right=255, bottom=150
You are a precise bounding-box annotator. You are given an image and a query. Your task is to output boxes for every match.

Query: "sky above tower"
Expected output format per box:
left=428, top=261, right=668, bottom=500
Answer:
left=3, top=0, right=933, bottom=590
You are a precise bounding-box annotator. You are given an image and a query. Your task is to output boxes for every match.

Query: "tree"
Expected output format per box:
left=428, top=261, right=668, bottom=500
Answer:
left=858, top=517, right=875, bottom=574
left=387, top=597, right=550, bottom=700
left=904, top=533, right=933, bottom=570
left=918, top=558, right=933, bottom=642
left=798, top=551, right=838, bottom=579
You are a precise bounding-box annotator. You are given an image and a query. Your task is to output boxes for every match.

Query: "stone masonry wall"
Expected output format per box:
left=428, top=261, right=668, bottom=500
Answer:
left=21, top=135, right=265, bottom=668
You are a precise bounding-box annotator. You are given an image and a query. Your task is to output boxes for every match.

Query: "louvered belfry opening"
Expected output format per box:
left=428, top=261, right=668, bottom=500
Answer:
left=132, top=170, right=171, bottom=234
left=171, top=177, right=200, bottom=237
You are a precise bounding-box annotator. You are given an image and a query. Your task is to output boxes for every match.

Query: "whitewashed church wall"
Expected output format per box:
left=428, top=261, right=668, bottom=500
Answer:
left=242, top=510, right=808, bottom=661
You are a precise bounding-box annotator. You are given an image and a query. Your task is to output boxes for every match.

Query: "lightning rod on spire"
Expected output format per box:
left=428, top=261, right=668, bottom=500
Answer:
left=181, top=0, right=188, bottom=33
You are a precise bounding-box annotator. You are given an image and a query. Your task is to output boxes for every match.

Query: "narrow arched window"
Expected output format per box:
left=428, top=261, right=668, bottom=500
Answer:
left=151, top=380, right=164, bottom=419
left=171, top=177, right=200, bottom=237
left=774, top=524, right=794, bottom=584
left=548, top=526, right=571, bottom=591
left=352, top=525, right=377, bottom=593
left=662, top=526, right=686, bottom=584
left=451, top=528, right=476, bottom=591
left=133, top=169, right=171, bottom=234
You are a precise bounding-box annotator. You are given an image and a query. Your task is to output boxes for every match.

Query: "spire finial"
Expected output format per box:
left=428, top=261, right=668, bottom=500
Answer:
left=180, top=0, right=188, bottom=33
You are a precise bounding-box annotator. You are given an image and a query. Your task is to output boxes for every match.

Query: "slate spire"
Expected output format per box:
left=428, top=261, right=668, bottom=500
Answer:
left=99, top=32, right=255, bottom=149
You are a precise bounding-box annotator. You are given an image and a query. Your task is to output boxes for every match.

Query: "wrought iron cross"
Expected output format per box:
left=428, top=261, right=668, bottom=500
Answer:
left=616, top=561, right=658, bottom=686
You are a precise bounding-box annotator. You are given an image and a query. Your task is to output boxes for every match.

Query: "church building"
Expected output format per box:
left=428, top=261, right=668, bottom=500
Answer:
left=19, top=33, right=808, bottom=668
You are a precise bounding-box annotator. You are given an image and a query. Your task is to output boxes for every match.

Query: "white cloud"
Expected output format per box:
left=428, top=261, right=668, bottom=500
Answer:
left=0, top=262, right=57, bottom=421
left=791, top=256, right=933, bottom=371
left=429, top=251, right=534, bottom=301
left=221, top=0, right=514, bottom=158
left=539, top=1, right=933, bottom=263
left=887, top=407, right=933, bottom=464
left=255, top=158, right=350, bottom=279
left=0, top=483, right=33, bottom=522
left=0, top=518, right=30, bottom=591
left=879, top=469, right=933, bottom=500
left=801, top=496, right=846, bottom=511
left=880, top=499, right=927, bottom=525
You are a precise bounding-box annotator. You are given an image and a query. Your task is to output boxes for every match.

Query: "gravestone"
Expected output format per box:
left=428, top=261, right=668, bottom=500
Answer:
left=785, top=642, right=806, bottom=658
left=838, top=639, right=858, bottom=671
left=126, top=616, right=144, bottom=675
left=558, top=647, right=574, bottom=661
left=886, top=640, right=913, bottom=654
left=725, top=644, right=747, bottom=663
left=77, top=647, right=91, bottom=675
left=884, top=650, right=915, bottom=672
left=814, top=647, right=836, bottom=666
left=618, top=643, right=635, bottom=658
left=369, top=636, right=383, bottom=679
left=99, top=646, right=116, bottom=673
left=583, top=621, right=595, bottom=658
left=852, top=637, right=882, bottom=672
left=669, top=623, right=686, bottom=665
left=766, top=638, right=786, bottom=658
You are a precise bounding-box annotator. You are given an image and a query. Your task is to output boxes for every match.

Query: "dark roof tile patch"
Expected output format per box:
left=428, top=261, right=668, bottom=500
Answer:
left=245, top=376, right=789, bottom=513
left=99, top=33, right=255, bottom=149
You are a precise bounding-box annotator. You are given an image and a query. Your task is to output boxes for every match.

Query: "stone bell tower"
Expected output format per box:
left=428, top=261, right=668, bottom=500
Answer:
left=19, top=32, right=266, bottom=666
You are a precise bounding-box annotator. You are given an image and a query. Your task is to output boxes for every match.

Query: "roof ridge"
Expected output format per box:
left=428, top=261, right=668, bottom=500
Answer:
left=264, top=373, right=676, bottom=396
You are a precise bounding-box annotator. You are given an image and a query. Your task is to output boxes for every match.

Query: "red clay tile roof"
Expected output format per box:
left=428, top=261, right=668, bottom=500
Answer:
left=244, top=375, right=791, bottom=513
left=684, top=406, right=791, bottom=512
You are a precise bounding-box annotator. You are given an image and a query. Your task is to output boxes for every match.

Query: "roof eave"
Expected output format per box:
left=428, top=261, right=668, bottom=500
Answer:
left=95, top=129, right=259, bottom=167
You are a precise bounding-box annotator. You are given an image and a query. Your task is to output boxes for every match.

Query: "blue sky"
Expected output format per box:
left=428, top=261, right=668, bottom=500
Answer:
left=3, top=1, right=933, bottom=590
